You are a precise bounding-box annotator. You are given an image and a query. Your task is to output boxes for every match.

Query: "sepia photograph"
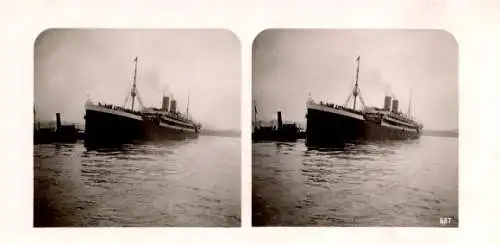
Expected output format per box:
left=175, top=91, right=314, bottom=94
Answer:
left=34, top=29, right=241, bottom=227
left=252, top=29, right=458, bottom=227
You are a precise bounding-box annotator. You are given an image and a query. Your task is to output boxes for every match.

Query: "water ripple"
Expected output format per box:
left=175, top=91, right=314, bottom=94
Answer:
left=34, top=136, right=241, bottom=227
left=253, top=136, right=458, bottom=227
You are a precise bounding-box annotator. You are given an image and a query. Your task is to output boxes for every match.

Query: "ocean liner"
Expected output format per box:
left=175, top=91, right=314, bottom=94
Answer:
left=84, top=57, right=201, bottom=144
left=305, top=56, right=423, bottom=147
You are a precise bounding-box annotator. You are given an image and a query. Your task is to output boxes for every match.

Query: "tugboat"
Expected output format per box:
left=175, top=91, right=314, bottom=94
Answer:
left=252, top=106, right=300, bottom=142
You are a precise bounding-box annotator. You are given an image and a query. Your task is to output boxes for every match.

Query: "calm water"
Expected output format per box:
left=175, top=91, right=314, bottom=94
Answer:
left=252, top=136, right=458, bottom=227
left=34, top=136, right=241, bottom=227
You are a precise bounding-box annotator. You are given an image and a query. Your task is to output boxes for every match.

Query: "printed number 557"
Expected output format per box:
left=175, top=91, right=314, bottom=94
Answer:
left=440, top=217, right=452, bottom=225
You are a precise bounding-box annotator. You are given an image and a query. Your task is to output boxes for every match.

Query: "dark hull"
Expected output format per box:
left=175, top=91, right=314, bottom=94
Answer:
left=142, top=120, right=199, bottom=141
left=34, top=126, right=81, bottom=145
left=252, top=130, right=299, bottom=142
left=364, top=121, right=420, bottom=141
left=84, top=108, right=199, bottom=145
left=84, top=109, right=143, bottom=144
left=306, top=107, right=420, bottom=147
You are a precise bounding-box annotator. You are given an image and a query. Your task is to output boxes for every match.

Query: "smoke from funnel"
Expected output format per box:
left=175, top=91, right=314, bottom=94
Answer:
left=162, top=86, right=174, bottom=99
left=384, top=84, right=397, bottom=100
left=384, top=84, right=392, bottom=96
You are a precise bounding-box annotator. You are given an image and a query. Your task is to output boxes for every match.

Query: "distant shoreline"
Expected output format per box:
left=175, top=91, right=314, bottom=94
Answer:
left=200, top=129, right=240, bottom=138
left=421, top=130, right=458, bottom=138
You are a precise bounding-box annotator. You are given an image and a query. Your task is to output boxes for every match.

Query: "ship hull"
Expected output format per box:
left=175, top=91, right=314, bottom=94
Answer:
left=364, top=121, right=420, bottom=141
left=84, top=107, right=144, bottom=145
left=142, top=120, right=199, bottom=141
left=306, top=106, right=365, bottom=147
left=306, top=105, right=420, bottom=147
left=84, top=105, right=199, bottom=145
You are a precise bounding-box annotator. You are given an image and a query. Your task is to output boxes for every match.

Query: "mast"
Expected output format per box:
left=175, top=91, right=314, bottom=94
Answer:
left=186, top=89, right=190, bottom=118
left=253, top=101, right=258, bottom=130
left=408, top=90, right=412, bottom=119
left=352, top=56, right=360, bottom=110
left=34, top=107, right=38, bottom=130
left=131, top=56, right=138, bottom=111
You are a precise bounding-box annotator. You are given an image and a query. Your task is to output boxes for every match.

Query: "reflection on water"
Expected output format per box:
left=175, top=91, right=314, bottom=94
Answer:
left=34, top=136, right=241, bottom=227
left=253, top=136, right=458, bottom=227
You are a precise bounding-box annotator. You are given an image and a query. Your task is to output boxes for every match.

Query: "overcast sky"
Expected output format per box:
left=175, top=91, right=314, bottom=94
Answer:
left=253, top=29, right=458, bottom=131
left=35, top=29, right=240, bottom=131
